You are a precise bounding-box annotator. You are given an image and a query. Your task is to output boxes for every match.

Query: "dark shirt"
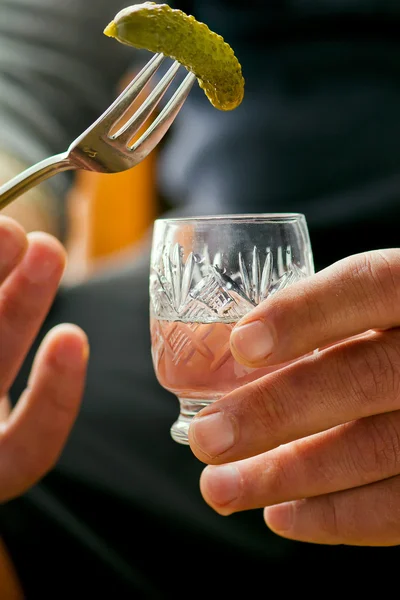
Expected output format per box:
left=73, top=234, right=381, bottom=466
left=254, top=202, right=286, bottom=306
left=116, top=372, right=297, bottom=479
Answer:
left=3, top=257, right=399, bottom=597
left=162, top=1, right=400, bottom=270
left=2, top=1, right=400, bottom=596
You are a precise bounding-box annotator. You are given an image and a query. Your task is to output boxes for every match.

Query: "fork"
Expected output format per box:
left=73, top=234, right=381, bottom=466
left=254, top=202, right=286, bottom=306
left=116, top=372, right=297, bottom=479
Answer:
left=0, top=53, right=196, bottom=211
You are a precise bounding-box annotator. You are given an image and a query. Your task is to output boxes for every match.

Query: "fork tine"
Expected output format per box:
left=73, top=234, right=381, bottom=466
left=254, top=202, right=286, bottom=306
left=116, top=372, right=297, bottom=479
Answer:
left=128, top=72, right=196, bottom=166
left=111, top=60, right=181, bottom=146
left=95, top=53, right=166, bottom=131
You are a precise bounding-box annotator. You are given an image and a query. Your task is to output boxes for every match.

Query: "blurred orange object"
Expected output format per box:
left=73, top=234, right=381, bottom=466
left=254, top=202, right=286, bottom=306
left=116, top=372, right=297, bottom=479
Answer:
left=80, top=150, right=156, bottom=258
left=64, top=70, right=159, bottom=282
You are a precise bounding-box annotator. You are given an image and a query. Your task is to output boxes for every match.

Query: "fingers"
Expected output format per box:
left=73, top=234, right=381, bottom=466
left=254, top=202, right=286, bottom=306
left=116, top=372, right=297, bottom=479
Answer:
left=0, top=216, right=27, bottom=283
left=197, top=409, right=400, bottom=515
left=0, top=229, right=67, bottom=396
left=190, top=248, right=400, bottom=546
left=0, top=217, right=27, bottom=436
left=263, top=475, right=400, bottom=546
left=189, top=328, right=400, bottom=463
left=230, top=249, right=400, bottom=368
left=0, top=324, right=89, bottom=502
left=0, top=219, right=87, bottom=502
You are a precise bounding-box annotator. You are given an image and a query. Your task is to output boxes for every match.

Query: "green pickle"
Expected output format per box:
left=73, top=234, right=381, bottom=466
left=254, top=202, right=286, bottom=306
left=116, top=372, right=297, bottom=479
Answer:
left=104, top=2, right=245, bottom=111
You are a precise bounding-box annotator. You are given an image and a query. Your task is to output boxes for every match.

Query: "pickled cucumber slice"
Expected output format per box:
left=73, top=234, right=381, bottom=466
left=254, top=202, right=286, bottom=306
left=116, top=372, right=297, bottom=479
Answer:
left=104, top=2, right=244, bottom=111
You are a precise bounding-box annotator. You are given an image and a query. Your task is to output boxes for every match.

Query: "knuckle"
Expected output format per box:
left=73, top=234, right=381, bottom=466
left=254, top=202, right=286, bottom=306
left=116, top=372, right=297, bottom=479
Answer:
left=43, top=374, right=81, bottom=416
left=296, top=287, right=333, bottom=340
left=353, top=249, right=400, bottom=317
left=317, top=494, right=342, bottom=538
left=283, top=283, right=332, bottom=338
left=339, top=337, right=400, bottom=407
left=243, top=375, right=292, bottom=443
left=349, top=415, right=400, bottom=479
left=52, top=387, right=77, bottom=416
left=312, top=493, right=364, bottom=542
left=313, top=480, right=400, bottom=544
left=260, top=451, right=289, bottom=497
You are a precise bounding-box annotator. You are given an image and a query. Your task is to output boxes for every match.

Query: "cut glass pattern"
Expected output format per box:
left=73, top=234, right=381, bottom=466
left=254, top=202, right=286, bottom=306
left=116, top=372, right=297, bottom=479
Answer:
left=150, top=242, right=308, bottom=323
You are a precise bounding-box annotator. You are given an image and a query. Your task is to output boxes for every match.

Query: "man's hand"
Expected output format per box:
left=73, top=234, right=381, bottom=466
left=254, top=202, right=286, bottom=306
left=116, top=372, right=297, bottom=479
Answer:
left=0, top=215, right=88, bottom=503
left=188, top=248, right=400, bottom=547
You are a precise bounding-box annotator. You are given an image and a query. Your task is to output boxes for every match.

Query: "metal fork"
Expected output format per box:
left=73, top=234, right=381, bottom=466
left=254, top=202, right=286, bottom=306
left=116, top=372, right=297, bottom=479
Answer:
left=0, top=53, right=196, bottom=211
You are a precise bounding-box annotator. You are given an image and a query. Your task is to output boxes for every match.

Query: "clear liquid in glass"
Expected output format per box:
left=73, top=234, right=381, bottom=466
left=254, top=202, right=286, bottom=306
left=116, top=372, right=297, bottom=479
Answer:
left=151, top=316, right=279, bottom=443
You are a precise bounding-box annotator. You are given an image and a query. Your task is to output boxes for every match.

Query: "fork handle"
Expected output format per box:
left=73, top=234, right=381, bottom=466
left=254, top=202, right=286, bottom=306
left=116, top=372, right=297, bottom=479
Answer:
left=0, top=152, right=76, bottom=211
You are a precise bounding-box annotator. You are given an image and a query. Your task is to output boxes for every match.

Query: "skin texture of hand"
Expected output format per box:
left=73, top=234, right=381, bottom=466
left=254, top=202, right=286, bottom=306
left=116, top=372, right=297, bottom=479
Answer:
left=188, top=248, right=400, bottom=547
left=0, top=215, right=89, bottom=503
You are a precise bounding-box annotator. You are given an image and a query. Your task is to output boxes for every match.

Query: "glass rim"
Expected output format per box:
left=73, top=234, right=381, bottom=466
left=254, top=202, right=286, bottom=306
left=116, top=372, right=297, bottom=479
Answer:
left=154, top=213, right=306, bottom=225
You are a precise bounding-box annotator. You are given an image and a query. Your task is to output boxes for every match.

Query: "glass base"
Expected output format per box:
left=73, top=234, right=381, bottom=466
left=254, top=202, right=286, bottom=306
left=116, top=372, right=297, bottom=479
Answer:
left=170, top=397, right=214, bottom=445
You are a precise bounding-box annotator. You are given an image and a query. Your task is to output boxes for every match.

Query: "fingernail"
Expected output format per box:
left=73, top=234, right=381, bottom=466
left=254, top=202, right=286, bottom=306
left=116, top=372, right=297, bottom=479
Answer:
left=55, top=334, right=89, bottom=369
left=264, top=502, right=294, bottom=533
left=231, top=320, right=274, bottom=363
left=201, top=465, right=241, bottom=507
left=190, top=412, right=236, bottom=457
